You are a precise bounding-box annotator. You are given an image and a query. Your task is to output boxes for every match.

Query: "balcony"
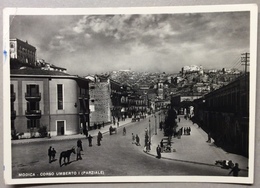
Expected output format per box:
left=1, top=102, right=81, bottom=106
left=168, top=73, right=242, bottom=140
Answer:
left=25, top=93, right=41, bottom=101
left=11, top=110, right=16, bottom=120
left=79, top=109, right=90, bottom=115
left=78, top=94, right=90, bottom=100
left=25, top=110, right=41, bottom=119
left=11, top=93, right=16, bottom=102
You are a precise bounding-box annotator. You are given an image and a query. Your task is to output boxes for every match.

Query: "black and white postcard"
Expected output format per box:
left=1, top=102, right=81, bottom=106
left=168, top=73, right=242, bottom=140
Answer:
left=3, top=5, right=258, bottom=185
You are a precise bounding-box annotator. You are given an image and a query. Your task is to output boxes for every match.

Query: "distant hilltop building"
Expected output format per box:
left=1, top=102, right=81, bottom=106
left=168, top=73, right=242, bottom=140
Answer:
left=10, top=38, right=67, bottom=72
left=36, top=59, right=67, bottom=73
left=10, top=38, right=36, bottom=66
left=182, top=65, right=203, bottom=75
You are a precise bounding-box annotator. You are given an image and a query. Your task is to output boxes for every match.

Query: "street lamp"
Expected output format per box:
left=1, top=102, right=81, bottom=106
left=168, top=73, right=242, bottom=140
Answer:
left=149, top=118, right=151, bottom=139
left=154, top=115, right=157, bottom=135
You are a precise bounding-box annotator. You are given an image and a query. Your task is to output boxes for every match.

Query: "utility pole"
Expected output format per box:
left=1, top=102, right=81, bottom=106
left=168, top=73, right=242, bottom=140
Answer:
left=241, top=52, right=250, bottom=73
left=241, top=52, right=250, bottom=116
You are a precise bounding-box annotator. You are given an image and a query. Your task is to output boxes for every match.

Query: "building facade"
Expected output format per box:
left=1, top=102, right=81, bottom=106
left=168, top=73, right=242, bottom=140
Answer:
left=10, top=38, right=36, bottom=66
left=193, top=74, right=249, bottom=156
left=10, top=69, right=89, bottom=138
left=88, top=75, right=112, bottom=128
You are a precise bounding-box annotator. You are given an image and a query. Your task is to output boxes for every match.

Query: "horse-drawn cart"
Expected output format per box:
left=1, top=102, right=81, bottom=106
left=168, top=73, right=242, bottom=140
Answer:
left=109, top=126, right=117, bottom=135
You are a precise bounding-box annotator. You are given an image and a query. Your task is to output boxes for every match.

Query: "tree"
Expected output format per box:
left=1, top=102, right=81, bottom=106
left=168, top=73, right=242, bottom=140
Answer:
left=164, top=106, right=177, bottom=136
left=38, top=125, right=48, bottom=138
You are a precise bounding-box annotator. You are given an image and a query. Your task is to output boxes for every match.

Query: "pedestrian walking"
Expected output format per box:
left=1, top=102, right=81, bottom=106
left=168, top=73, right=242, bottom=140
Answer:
left=51, top=148, right=56, bottom=160
left=156, top=145, right=161, bottom=159
left=87, top=134, right=93, bottom=146
left=77, top=139, right=83, bottom=151
left=147, top=141, right=151, bottom=152
left=98, top=131, right=103, bottom=141
left=136, top=134, right=140, bottom=146
left=97, top=131, right=102, bottom=146
left=228, top=163, right=240, bottom=176
left=48, top=146, right=52, bottom=163
left=132, top=133, right=135, bottom=144
left=184, top=128, right=187, bottom=135
left=76, top=146, right=82, bottom=160
left=123, top=127, right=126, bottom=136
left=178, top=117, right=180, bottom=123
left=145, top=134, right=149, bottom=145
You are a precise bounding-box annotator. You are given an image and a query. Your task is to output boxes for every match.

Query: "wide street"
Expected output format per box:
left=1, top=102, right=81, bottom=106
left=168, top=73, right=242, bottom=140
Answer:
left=11, top=115, right=246, bottom=178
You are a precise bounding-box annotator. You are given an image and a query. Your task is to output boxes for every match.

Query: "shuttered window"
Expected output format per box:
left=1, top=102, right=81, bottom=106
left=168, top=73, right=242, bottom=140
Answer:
left=57, top=84, right=63, bottom=110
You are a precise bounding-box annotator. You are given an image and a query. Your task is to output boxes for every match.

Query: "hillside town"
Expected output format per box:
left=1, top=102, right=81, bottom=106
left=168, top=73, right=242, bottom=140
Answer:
left=9, top=38, right=250, bottom=179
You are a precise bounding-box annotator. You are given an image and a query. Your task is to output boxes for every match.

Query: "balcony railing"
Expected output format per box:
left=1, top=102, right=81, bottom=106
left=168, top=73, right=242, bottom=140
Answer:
left=11, top=93, right=16, bottom=102
left=78, top=94, right=90, bottom=100
left=25, top=93, right=41, bottom=101
left=25, top=110, right=41, bottom=118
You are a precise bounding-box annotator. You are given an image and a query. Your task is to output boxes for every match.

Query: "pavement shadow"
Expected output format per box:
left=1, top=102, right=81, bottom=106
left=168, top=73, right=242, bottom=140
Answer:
left=60, top=159, right=77, bottom=167
left=50, top=159, right=57, bottom=163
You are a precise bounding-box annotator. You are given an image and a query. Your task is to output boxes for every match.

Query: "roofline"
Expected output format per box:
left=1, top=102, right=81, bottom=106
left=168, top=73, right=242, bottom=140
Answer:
left=10, top=74, right=89, bottom=82
left=10, top=38, right=36, bottom=50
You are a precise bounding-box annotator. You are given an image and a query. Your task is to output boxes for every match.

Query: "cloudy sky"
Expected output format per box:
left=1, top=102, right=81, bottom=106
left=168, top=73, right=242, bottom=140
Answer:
left=10, top=11, right=250, bottom=76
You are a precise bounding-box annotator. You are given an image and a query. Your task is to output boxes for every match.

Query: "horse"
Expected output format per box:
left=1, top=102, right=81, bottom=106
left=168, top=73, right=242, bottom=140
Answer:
left=59, top=147, right=76, bottom=167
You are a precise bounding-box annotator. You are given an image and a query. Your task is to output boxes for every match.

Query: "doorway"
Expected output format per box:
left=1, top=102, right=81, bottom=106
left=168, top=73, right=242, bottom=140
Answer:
left=57, top=121, right=65, bottom=136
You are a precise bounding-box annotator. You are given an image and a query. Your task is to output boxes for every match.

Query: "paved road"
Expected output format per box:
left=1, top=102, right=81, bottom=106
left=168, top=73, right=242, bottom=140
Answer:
left=12, top=117, right=239, bottom=178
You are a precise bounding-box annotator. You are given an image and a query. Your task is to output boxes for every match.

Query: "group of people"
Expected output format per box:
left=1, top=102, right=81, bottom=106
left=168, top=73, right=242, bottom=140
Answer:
left=144, top=131, right=151, bottom=152
left=183, top=127, right=191, bottom=135
left=48, top=131, right=103, bottom=163
left=48, top=146, right=57, bottom=163
left=132, top=133, right=141, bottom=146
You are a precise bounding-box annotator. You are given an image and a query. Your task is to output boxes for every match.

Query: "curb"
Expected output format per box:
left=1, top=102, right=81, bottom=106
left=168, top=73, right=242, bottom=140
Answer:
left=11, top=121, right=133, bottom=145
left=142, top=150, right=248, bottom=172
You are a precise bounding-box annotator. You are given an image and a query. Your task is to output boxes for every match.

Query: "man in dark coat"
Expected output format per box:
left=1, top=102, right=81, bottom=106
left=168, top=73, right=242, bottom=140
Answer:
left=136, top=134, right=140, bottom=146
left=97, top=131, right=102, bottom=146
left=48, top=146, right=52, bottom=163
left=77, top=139, right=83, bottom=151
left=88, top=134, right=93, bottom=146
left=51, top=148, right=56, bottom=160
left=156, top=145, right=161, bottom=159
left=229, top=163, right=240, bottom=176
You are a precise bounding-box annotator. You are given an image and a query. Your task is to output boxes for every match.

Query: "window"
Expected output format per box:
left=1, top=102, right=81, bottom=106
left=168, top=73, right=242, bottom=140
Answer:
left=57, top=84, right=63, bottom=110
left=27, top=119, right=40, bottom=129
left=26, top=84, right=39, bottom=96
left=27, top=101, right=39, bottom=111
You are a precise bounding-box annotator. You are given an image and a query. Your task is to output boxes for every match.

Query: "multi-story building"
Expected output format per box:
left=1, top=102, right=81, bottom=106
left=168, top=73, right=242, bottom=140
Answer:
left=193, top=73, right=249, bottom=156
left=88, top=75, right=112, bottom=128
left=10, top=38, right=36, bottom=68
left=10, top=69, right=90, bottom=138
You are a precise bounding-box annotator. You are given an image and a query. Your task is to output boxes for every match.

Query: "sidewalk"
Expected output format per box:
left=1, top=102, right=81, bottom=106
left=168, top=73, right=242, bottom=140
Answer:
left=12, top=118, right=133, bottom=145
left=146, top=115, right=248, bottom=171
